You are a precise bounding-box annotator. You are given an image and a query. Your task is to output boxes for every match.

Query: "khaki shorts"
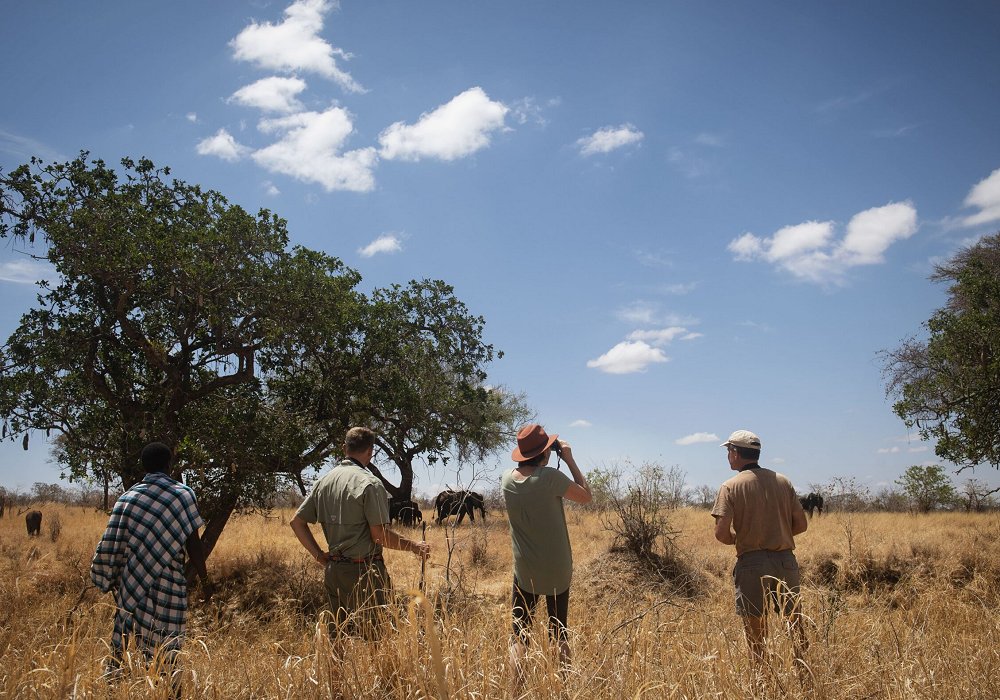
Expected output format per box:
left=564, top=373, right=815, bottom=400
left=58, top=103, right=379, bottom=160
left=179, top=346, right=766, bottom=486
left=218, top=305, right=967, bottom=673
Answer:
left=733, top=550, right=801, bottom=617
left=324, top=559, right=392, bottom=638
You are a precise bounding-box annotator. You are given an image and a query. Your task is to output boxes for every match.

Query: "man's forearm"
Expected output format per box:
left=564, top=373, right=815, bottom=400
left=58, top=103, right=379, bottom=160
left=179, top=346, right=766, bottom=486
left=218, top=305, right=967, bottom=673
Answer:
left=565, top=458, right=590, bottom=493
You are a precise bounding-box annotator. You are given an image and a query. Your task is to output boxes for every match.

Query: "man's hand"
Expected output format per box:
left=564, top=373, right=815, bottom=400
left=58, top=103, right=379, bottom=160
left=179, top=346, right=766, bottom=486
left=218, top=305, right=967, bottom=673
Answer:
left=311, top=551, right=331, bottom=568
left=411, top=540, right=431, bottom=561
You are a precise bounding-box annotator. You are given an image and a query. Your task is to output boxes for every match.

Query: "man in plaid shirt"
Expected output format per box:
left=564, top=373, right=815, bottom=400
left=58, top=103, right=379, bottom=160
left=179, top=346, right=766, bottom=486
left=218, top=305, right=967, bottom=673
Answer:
left=91, top=441, right=210, bottom=682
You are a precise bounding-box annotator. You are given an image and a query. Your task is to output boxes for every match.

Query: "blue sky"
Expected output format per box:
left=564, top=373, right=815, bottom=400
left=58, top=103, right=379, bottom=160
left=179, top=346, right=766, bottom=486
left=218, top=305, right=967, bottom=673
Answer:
left=2, top=1, right=999, bottom=498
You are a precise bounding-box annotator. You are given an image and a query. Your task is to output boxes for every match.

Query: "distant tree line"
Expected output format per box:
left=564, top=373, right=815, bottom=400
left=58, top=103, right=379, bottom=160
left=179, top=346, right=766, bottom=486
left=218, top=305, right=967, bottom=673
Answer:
left=577, top=464, right=999, bottom=514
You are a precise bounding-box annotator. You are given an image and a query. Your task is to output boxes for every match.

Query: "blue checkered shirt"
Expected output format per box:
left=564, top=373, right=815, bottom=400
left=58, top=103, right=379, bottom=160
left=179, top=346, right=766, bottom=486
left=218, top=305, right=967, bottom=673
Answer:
left=91, top=471, right=205, bottom=653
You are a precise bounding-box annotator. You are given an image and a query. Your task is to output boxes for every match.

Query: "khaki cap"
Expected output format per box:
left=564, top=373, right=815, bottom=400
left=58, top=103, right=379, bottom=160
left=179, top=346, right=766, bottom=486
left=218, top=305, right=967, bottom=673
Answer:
left=721, top=430, right=762, bottom=450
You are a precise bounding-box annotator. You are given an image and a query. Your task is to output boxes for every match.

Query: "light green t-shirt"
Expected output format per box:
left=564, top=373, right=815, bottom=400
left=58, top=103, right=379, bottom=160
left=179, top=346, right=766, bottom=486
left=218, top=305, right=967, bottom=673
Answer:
left=501, top=466, right=574, bottom=595
left=295, top=459, right=390, bottom=560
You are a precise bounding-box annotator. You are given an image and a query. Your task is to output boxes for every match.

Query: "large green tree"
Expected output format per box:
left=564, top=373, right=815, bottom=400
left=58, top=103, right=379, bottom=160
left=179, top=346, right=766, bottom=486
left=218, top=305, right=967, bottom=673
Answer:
left=356, top=280, right=530, bottom=500
left=882, top=232, right=1000, bottom=469
left=0, top=153, right=527, bottom=551
left=0, top=154, right=363, bottom=553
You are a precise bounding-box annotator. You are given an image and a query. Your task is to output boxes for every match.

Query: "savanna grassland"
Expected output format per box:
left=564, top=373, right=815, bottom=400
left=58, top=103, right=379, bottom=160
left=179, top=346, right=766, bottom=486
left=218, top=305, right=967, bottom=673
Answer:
left=2, top=503, right=999, bottom=699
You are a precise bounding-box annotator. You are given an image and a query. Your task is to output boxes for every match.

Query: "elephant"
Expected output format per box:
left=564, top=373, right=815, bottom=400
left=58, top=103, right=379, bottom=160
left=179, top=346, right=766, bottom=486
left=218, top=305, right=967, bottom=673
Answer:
left=25, top=510, right=42, bottom=536
left=389, top=497, right=423, bottom=527
left=434, top=490, right=485, bottom=525
left=799, top=493, right=824, bottom=518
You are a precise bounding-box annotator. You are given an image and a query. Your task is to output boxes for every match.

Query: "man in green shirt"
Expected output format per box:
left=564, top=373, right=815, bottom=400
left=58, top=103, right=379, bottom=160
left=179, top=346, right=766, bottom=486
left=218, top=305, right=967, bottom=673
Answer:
left=291, top=427, right=430, bottom=637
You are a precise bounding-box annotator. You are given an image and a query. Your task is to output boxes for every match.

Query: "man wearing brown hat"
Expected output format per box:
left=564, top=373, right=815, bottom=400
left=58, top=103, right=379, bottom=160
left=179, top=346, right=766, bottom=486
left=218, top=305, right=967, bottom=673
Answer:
left=711, top=430, right=809, bottom=665
left=502, top=424, right=591, bottom=686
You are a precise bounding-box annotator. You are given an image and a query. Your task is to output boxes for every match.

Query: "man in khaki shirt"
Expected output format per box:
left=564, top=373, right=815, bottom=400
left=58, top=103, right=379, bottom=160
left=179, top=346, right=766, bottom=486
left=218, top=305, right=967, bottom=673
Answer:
left=291, top=427, right=430, bottom=637
left=711, top=430, right=808, bottom=665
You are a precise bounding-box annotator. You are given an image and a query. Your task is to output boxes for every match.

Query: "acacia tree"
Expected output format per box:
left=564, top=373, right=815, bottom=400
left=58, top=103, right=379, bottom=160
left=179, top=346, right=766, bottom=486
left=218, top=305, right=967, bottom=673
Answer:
left=0, top=153, right=363, bottom=553
left=882, top=232, right=1000, bottom=469
left=355, top=280, right=530, bottom=501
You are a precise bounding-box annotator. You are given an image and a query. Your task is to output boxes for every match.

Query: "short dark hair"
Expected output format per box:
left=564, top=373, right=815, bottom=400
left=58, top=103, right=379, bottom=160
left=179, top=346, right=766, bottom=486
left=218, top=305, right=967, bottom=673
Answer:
left=345, top=427, right=376, bottom=454
left=520, top=451, right=548, bottom=468
left=734, top=446, right=761, bottom=461
left=141, top=442, right=173, bottom=473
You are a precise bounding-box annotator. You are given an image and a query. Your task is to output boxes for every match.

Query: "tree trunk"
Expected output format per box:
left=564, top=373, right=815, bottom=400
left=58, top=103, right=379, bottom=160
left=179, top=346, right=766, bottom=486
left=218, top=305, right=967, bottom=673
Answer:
left=364, top=461, right=412, bottom=501
left=200, top=495, right=239, bottom=559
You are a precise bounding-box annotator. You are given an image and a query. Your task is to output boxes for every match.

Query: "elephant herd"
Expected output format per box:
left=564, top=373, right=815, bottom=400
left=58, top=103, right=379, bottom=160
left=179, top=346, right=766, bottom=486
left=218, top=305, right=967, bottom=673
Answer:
left=388, top=490, right=486, bottom=527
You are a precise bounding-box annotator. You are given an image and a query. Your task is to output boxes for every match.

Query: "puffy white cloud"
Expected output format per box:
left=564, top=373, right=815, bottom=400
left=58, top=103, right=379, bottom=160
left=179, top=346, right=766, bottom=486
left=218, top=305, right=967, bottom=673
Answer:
left=962, top=167, right=1000, bottom=227
left=230, top=0, right=362, bottom=93
left=576, top=123, right=643, bottom=156
left=252, top=107, right=377, bottom=192
left=196, top=129, right=250, bottom=161
left=378, top=87, right=509, bottom=162
left=766, top=221, right=834, bottom=262
left=358, top=234, right=402, bottom=257
left=729, top=201, right=918, bottom=284
left=839, top=202, right=918, bottom=264
left=569, top=419, right=592, bottom=428
left=675, top=432, right=719, bottom=446
left=230, top=76, right=308, bottom=113
left=186, top=113, right=198, bottom=123
left=626, top=327, right=690, bottom=346
left=586, top=341, right=668, bottom=374
left=0, top=259, right=53, bottom=284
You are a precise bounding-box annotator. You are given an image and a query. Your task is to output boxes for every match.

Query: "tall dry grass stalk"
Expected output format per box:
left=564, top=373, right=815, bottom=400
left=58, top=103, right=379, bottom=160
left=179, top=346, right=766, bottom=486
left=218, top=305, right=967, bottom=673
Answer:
left=2, top=504, right=999, bottom=698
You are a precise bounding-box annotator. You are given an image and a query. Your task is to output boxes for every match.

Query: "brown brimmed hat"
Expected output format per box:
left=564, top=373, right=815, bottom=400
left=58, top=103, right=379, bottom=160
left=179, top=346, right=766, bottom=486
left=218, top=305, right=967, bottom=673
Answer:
left=720, top=430, right=762, bottom=450
left=512, top=424, right=558, bottom=462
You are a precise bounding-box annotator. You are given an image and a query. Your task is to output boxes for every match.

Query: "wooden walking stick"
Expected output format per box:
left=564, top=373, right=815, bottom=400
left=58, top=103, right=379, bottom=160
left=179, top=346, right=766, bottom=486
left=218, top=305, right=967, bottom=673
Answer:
left=419, top=521, right=428, bottom=593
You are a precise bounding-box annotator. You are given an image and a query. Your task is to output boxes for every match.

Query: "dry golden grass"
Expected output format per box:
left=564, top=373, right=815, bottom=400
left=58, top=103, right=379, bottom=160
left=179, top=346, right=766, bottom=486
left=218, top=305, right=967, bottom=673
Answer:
left=2, top=503, right=999, bottom=699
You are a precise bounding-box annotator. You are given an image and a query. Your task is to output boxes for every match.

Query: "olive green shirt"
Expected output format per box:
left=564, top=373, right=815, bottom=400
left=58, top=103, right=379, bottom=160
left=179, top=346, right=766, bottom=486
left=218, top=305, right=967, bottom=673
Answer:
left=502, top=466, right=574, bottom=595
left=295, top=459, right=390, bottom=560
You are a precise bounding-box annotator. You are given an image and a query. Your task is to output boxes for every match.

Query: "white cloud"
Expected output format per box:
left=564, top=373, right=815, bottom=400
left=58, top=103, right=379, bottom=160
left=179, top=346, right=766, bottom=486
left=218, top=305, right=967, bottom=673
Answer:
left=587, top=341, right=668, bottom=374
left=569, top=419, right=592, bottom=428
left=962, top=167, right=1000, bottom=227
left=766, top=221, right=834, bottom=262
left=230, top=76, right=308, bottom=113
left=186, top=113, right=198, bottom=123
left=616, top=300, right=658, bottom=325
left=252, top=107, right=377, bottom=192
left=262, top=181, right=281, bottom=196
left=378, top=87, right=509, bottom=162
left=675, top=432, right=719, bottom=446
left=729, top=201, right=918, bottom=284
left=358, top=233, right=402, bottom=257
left=230, top=0, right=362, bottom=93
left=681, top=332, right=703, bottom=340
left=196, top=129, right=250, bottom=161
left=0, top=259, right=53, bottom=285
left=627, top=327, right=689, bottom=347
left=839, top=202, right=918, bottom=265
left=877, top=446, right=902, bottom=454
left=577, top=124, right=643, bottom=156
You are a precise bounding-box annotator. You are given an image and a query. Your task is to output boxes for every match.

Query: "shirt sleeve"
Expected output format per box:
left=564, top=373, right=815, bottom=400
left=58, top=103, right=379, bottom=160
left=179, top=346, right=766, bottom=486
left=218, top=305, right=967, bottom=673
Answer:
left=363, top=483, right=390, bottom=526
left=547, top=468, right=574, bottom=497
left=295, top=484, right=319, bottom=524
left=710, top=484, right=730, bottom=519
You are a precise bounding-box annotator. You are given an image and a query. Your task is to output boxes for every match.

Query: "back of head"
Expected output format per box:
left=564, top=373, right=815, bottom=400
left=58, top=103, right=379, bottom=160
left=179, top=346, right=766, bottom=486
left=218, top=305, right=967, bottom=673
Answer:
left=344, top=427, right=375, bottom=454
left=141, top=442, right=173, bottom=473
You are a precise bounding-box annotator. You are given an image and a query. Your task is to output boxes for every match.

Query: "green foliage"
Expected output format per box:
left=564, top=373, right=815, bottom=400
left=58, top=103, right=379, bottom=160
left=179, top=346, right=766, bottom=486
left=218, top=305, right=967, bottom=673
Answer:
left=0, top=153, right=524, bottom=550
left=895, top=464, right=957, bottom=512
left=356, top=279, right=530, bottom=499
left=883, top=232, right=1000, bottom=469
